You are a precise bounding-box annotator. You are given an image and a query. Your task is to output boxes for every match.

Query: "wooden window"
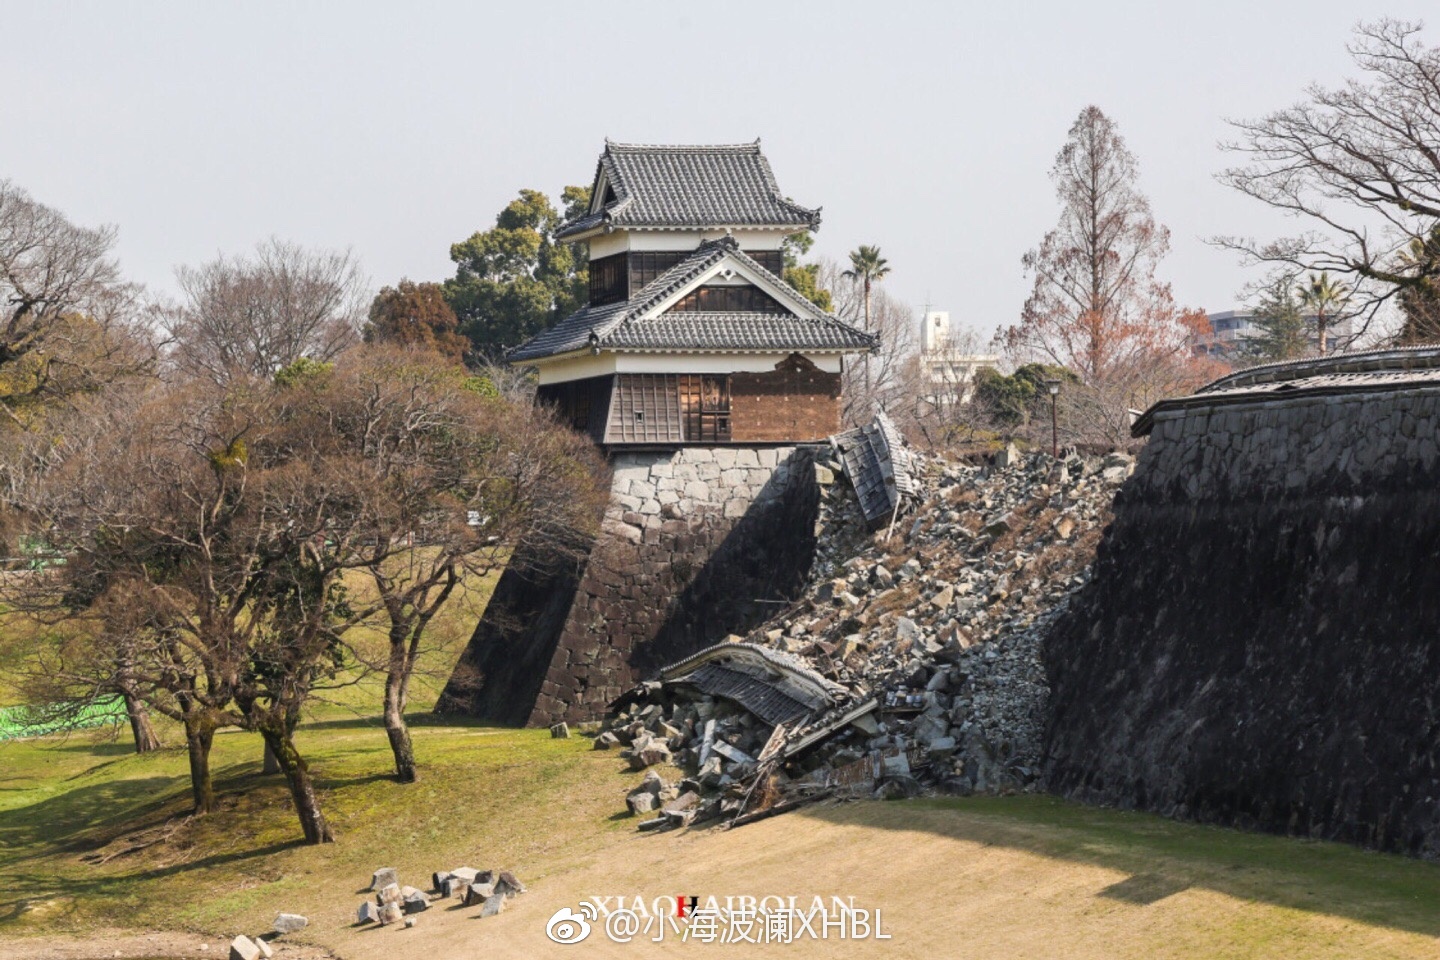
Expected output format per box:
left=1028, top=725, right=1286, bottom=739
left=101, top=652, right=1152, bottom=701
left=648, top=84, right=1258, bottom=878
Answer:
left=745, top=250, right=784, bottom=275
left=667, top=284, right=788, bottom=313
left=679, top=374, right=732, bottom=442
left=629, top=251, right=688, bottom=292
left=589, top=252, right=627, bottom=306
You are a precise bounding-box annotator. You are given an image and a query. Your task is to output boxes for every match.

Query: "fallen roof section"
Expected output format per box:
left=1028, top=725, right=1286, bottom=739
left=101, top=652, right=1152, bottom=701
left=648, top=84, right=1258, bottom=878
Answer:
left=652, top=641, right=847, bottom=726
left=832, top=411, right=920, bottom=526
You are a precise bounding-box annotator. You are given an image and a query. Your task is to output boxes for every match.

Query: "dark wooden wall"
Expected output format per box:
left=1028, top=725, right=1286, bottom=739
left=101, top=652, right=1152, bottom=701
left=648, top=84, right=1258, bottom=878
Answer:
left=730, top=355, right=841, bottom=443
left=537, top=376, right=613, bottom=444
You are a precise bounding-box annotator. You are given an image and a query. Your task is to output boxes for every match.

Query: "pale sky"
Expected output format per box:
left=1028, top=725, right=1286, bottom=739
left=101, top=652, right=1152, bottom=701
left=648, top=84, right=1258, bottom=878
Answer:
left=0, top=0, right=1418, bottom=341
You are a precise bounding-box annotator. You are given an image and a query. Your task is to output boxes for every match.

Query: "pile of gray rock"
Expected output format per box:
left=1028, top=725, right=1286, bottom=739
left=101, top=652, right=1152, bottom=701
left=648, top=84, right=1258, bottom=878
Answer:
left=600, top=443, right=1130, bottom=822
left=357, top=865, right=526, bottom=927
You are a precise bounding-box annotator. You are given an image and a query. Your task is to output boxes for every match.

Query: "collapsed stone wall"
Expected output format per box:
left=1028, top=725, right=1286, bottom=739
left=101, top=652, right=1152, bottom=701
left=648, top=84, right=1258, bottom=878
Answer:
left=437, top=446, right=821, bottom=727
left=1044, top=389, right=1440, bottom=856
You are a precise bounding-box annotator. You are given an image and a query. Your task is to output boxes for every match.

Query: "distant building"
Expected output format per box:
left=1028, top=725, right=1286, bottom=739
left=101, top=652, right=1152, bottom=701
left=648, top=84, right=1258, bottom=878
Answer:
left=918, top=310, right=998, bottom=404
left=1198, top=309, right=1355, bottom=358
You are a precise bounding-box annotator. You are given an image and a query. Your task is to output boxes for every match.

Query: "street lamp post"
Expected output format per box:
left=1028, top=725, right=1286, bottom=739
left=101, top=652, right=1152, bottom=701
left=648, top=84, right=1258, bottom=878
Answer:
left=1044, top=379, right=1061, bottom=459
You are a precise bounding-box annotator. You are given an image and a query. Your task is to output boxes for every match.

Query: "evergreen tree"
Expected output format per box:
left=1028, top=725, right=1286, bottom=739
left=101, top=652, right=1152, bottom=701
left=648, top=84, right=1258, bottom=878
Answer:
left=443, top=187, right=589, bottom=359
left=1244, top=277, right=1309, bottom=361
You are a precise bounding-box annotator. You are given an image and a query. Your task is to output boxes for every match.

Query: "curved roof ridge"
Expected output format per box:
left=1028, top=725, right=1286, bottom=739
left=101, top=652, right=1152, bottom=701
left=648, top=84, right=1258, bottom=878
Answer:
left=603, top=140, right=763, bottom=152
left=1198, top=343, right=1440, bottom=394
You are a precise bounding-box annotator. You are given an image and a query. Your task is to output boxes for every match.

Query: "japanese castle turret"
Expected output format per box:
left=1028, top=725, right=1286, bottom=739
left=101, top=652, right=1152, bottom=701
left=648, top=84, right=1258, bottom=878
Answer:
left=508, top=140, right=876, bottom=445
left=439, top=142, right=875, bottom=726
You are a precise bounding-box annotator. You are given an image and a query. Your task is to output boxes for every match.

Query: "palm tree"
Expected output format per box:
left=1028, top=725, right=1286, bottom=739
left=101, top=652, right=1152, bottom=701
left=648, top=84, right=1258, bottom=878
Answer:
left=1296, top=271, right=1351, bottom=355
left=842, top=245, right=891, bottom=335
left=843, top=246, right=890, bottom=404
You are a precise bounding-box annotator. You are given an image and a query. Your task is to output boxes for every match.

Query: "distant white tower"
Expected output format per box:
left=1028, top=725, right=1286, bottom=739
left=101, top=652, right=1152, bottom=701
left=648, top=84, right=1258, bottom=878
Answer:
left=916, top=309, right=999, bottom=407
left=921, top=310, right=951, bottom=353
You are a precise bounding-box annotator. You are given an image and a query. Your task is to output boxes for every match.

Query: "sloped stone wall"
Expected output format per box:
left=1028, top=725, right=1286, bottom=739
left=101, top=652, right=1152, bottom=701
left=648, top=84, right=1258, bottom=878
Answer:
left=437, top=446, right=822, bottom=727
left=1043, top=389, right=1440, bottom=856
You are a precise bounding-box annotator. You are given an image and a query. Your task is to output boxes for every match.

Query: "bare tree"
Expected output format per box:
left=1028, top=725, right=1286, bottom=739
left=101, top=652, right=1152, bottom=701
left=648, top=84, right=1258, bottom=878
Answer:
left=275, top=347, right=606, bottom=782
left=0, top=179, right=152, bottom=428
left=1001, top=106, right=1216, bottom=445
left=167, top=238, right=365, bottom=384
left=1218, top=20, right=1440, bottom=338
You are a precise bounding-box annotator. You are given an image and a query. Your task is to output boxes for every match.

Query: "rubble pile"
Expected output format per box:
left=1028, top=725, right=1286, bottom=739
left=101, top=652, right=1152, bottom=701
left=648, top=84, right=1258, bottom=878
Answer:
left=356, top=865, right=526, bottom=927
left=600, top=440, right=1132, bottom=826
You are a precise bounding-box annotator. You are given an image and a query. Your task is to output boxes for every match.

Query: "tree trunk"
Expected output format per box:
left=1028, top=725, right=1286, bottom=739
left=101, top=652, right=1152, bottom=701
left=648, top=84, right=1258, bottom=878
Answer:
left=123, top=690, right=161, bottom=754
left=185, top=718, right=216, bottom=815
left=384, top=636, right=418, bottom=783
left=261, top=702, right=301, bottom=774
left=260, top=725, right=334, bottom=844
left=862, top=279, right=873, bottom=407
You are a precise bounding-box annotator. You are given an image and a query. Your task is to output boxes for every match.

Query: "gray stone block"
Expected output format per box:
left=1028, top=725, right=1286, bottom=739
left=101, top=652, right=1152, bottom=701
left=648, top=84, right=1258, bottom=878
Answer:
left=229, top=936, right=261, bottom=960
left=370, top=867, right=398, bottom=891
left=272, top=913, right=307, bottom=933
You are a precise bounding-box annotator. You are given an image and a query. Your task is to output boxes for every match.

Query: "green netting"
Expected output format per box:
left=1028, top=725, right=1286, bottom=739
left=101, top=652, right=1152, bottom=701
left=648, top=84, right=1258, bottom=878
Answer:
left=0, top=696, right=125, bottom=741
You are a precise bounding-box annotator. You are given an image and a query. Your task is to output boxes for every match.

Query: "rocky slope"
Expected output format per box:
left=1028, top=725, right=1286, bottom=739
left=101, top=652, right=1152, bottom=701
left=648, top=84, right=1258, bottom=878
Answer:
left=597, top=442, right=1130, bottom=826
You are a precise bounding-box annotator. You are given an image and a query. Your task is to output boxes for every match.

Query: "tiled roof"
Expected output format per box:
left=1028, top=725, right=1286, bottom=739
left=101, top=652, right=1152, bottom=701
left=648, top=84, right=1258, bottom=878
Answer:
left=832, top=411, right=919, bottom=527
left=556, top=141, right=821, bottom=240
left=506, top=238, right=876, bottom=363
left=1132, top=344, right=1440, bottom=436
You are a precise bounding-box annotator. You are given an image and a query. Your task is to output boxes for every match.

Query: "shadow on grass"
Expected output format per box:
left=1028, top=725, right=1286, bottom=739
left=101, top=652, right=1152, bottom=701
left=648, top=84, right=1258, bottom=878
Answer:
left=0, top=838, right=304, bottom=923
left=0, top=775, right=181, bottom=854
left=798, top=795, right=1440, bottom=937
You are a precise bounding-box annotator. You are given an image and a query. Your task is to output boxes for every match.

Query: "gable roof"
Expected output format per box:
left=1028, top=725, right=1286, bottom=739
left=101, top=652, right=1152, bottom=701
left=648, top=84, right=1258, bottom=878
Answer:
left=506, top=237, right=876, bottom=363
left=555, top=141, right=822, bottom=240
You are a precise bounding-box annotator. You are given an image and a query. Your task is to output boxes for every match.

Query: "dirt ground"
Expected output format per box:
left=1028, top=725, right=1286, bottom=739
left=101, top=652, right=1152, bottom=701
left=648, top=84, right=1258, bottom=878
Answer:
left=7, top=798, right=1440, bottom=960
left=0, top=928, right=336, bottom=960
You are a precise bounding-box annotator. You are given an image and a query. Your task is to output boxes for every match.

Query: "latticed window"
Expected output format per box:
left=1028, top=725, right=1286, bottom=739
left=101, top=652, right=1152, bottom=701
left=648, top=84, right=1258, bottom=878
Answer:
left=681, top=374, right=731, bottom=442
left=589, top=253, right=627, bottom=305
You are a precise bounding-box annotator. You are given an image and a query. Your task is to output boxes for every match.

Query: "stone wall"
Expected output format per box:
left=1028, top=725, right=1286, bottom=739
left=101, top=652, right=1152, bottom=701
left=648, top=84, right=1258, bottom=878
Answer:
left=1043, top=387, right=1440, bottom=856
left=437, top=445, right=822, bottom=727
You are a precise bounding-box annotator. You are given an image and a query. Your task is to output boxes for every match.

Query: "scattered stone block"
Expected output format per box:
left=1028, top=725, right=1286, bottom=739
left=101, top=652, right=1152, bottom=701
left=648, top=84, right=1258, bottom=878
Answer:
left=593, top=730, right=620, bottom=749
left=626, top=790, right=658, bottom=815
left=480, top=893, right=507, bottom=917
left=880, top=752, right=912, bottom=778
left=550, top=721, right=570, bottom=738
left=228, top=936, right=260, bottom=960
left=253, top=940, right=273, bottom=960
left=357, top=901, right=381, bottom=924
left=710, top=740, right=754, bottom=765
left=629, top=740, right=672, bottom=770
left=449, top=866, right=479, bottom=884
left=403, top=890, right=429, bottom=914
left=378, top=901, right=404, bottom=925
left=442, top=876, right=470, bottom=899
left=431, top=870, right=450, bottom=891
left=377, top=882, right=402, bottom=905
left=271, top=914, right=307, bottom=934
left=370, top=867, right=398, bottom=891
left=464, top=883, right=496, bottom=907
left=496, top=870, right=526, bottom=897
